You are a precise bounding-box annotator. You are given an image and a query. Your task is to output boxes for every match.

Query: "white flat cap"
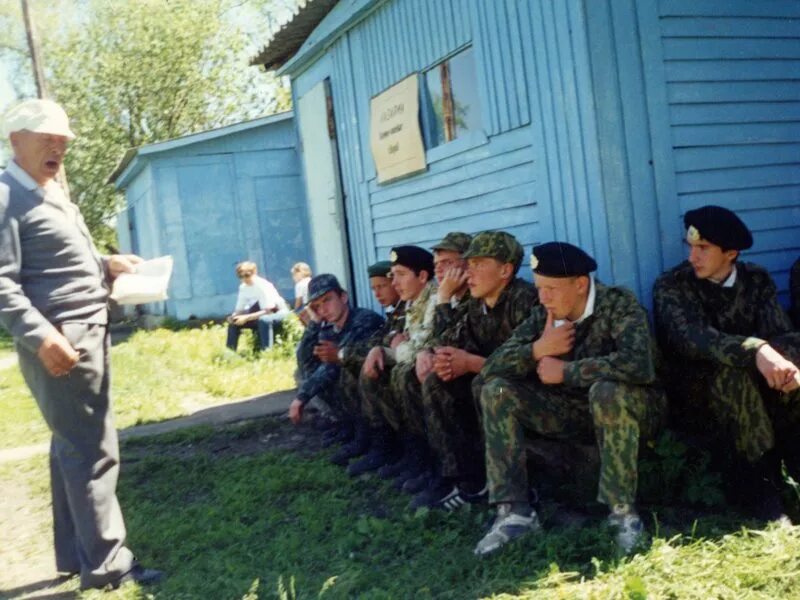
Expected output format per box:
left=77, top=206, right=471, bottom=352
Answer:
left=2, top=98, right=76, bottom=139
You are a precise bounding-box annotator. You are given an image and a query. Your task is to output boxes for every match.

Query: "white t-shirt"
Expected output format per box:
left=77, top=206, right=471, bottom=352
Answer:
left=235, top=276, right=288, bottom=313
left=294, top=276, right=311, bottom=304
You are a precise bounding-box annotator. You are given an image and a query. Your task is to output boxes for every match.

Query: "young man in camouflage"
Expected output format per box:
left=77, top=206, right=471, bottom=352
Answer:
left=349, top=246, right=438, bottom=476
left=475, top=242, right=666, bottom=556
left=653, top=205, right=800, bottom=518
left=379, top=232, right=473, bottom=491
left=330, top=260, right=406, bottom=465
left=411, top=231, right=538, bottom=510
left=288, top=274, right=384, bottom=427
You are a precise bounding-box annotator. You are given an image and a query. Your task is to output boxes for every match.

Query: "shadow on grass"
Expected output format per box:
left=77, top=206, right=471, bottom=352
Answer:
left=113, top=415, right=786, bottom=599
left=0, top=575, right=78, bottom=599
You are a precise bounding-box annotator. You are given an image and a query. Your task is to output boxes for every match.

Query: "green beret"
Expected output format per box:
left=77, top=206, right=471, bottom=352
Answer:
left=462, top=231, right=524, bottom=274
left=684, top=205, right=753, bottom=251
left=431, top=232, right=472, bottom=254
left=531, top=242, right=597, bottom=277
left=367, top=260, right=393, bottom=279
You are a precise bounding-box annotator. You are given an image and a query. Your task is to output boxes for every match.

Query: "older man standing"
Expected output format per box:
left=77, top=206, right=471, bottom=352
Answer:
left=0, top=99, right=161, bottom=590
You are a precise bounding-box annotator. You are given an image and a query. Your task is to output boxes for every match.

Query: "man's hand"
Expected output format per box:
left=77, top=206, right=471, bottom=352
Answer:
left=437, top=267, right=469, bottom=303
left=416, top=350, right=434, bottom=383
left=38, top=331, right=80, bottom=377
left=756, top=344, right=800, bottom=393
left=289, top=398, right=305, bottom=425
left=433, top=346, right=480, bottom=381
left=537, top=356, right=565, bottom=385
left=107, top=254, right=143, bottom=279
left=389, top=332, right=408, bottom=349
left=314, top=340, right=340, bottom=364
left=532, top=310, right=575, bottom=360
left=232, top=314, right=252, bottom=326
left=362, top=346, right=385, bottom=379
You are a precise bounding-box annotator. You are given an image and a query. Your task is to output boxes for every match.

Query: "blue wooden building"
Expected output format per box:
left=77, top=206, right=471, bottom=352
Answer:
left=110, top=112, right=310, bottom=319
left=252, top=0, right=800, bottom=310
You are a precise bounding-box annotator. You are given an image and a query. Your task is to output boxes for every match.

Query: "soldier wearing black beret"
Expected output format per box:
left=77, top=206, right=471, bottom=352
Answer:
left=654, top=204, right=800, bottom=520
left=475, top=240, right=665, bottom=556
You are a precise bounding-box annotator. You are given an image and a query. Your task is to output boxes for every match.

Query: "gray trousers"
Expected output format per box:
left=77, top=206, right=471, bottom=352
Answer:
left=17, top=322, right=134, bottom=588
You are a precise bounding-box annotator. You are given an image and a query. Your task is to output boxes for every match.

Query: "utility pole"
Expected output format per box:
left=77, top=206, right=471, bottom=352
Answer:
left=20, top=0, right=71, bottom=198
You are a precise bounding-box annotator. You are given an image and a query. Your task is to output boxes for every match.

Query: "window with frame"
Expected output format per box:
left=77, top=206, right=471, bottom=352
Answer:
left=422, top=46, right=482, bottom=149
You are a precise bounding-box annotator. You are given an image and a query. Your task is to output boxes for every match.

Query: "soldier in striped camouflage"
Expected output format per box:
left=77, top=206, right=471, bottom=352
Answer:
left=474, top=242, right=666, bottom=556
left=412, top=231, right=538, bottom=510
left=653, top=205, right=800, bottom=518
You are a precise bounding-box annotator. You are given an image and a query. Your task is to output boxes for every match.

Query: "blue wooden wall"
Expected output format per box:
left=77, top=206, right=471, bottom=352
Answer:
left=284, top=0, right=800, bottom=309
left=118, top=117, right=309, bottom=319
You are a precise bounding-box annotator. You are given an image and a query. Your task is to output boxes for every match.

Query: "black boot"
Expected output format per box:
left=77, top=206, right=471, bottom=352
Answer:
left=321, top=420, right=354, bottom=448
left=330, top=420, right=371, bottom=466
left=346, top=427, right=400, bottom=477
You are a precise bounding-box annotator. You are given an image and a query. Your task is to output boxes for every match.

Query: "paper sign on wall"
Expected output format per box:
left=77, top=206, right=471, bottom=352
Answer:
left=369, top=75, right=427, bottom=183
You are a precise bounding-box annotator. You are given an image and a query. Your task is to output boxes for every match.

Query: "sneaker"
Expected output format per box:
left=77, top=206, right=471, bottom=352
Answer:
left=436, top=484, right=489, bottom=512
left=474, top=506, right=540, bottom=556
left=607, top=507, right=643, bottom=554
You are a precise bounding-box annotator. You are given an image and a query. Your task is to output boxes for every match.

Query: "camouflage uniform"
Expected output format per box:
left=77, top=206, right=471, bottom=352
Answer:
left=653, top=261, right=800, bottom=464
left=339, top=302, right=406, bottom=416
left=422, top=278, right=538, bottom=484
left=295, top=307, right=384, bottom=418
left=360, top=280, right=437, bottom=432
left=481, top=281, right=666, bottom=507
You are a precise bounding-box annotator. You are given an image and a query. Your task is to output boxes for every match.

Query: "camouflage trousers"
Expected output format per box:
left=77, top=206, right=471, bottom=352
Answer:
left=481, top=377, right=666, bottom=507
left=359, top=359, right=425, bottom=435
left=422, top=373, right=484, bottom=482
left=340, top=360, right=362, bottom=418
left=674, top=362, right=800, bottom=464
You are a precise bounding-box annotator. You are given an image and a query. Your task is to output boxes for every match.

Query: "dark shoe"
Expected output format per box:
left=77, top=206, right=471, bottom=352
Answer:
left=347, top=445, right=398, bottom=477
left=321, top=423, right=354, bottom=448
left=330, top=435, right=370, bottom=466
left=401, top=470, right=432, bottom=494
left=409, top=478, right=454, bottom=510
left=80, top=564, right=163, bottom=591
left=378, top=454, right=412, bottom=480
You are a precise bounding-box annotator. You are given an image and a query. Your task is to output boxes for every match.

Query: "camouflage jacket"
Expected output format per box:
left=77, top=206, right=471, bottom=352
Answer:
left=430, top=290, right=471, bottom=347
left=296, top=306, right=384, bottom=404
left=435, top=278, right=538, bottom=357
left=340, top=301, right=406, bottom=372
left=482, top=281, right=658, bottom=388
left=653, top=261, right=799, bottom=368
left=389, top=280, right=438, bottom=364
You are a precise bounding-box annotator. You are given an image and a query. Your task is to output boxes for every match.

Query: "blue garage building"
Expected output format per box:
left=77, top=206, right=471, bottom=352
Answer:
left=252, top=0, right=800, bottom=310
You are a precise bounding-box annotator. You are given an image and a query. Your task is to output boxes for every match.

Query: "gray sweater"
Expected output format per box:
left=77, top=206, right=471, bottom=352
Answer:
left=0, top=165, right=109, bottom=354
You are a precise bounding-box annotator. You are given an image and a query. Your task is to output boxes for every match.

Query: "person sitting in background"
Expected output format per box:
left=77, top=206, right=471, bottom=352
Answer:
left=226, top=261, right=291, bottom=351
left=291, top=262, right=313, bottom=325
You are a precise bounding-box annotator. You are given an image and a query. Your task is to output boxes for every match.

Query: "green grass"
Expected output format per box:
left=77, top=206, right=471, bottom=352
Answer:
left=0, top=328, right=13, bottom=359
left=0, top=322, right=299, bottom=450
left=2, top=422, right=799, bottom=600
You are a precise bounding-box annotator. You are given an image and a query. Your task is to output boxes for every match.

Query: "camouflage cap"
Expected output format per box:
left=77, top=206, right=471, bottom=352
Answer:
left=306, top=273, right=344, bottom=303
left=462, top=231, right=524, bottom=274
left=431, top=232, right=472, bottom=254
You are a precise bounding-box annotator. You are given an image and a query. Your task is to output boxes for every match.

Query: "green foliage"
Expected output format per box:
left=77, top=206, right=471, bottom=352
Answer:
left=638, top=431, right=726, bottom=509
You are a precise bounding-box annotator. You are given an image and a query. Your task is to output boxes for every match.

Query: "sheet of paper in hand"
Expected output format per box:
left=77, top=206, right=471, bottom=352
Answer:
left=110, top=256, right=174, bottom=305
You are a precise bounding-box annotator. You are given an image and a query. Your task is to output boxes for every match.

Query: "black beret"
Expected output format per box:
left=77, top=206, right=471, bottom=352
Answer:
left=684, top=205, right=753, bottom=251
left=531, top=242, right=597, bottom=277
left=367, top=260, right=393, bottom=279
left=389, top=245, right=434, bottom=277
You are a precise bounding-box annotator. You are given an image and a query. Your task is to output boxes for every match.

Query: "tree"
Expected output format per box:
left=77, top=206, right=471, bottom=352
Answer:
left=3, top=0, right=292, bottom=249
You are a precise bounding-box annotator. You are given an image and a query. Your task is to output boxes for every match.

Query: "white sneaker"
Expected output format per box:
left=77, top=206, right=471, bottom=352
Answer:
left=473, top=506, right=541, bottom=556
left=607, top=508, right=643, bottom=554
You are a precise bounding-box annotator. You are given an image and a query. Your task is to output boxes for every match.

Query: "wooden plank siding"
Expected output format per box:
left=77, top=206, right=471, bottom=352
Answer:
left=657, top=0, right=800, bottom=303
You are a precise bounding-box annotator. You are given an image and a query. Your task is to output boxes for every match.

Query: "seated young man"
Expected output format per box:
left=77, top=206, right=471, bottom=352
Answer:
left=475, top=242, right=666, bottom=556
left=288, top=274, right=384, bottom=429
left=349, top=246, right=437, bottom=477
left=226, top=261, right=291, bottom=351
left=330, top=260, right=406, bottom=465
left=653, top=205, right=800, bottom=519
left=412, top=231, right=538, bottom=510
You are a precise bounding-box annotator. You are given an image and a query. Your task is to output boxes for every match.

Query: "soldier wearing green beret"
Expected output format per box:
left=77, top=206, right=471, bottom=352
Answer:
left=409, top=231, right=538, bottom=510
left=475, top=242, right=666, bottom=556
left=330, top=261, right=406, bottom=465
left=653, top=205, right=800, bottom=519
